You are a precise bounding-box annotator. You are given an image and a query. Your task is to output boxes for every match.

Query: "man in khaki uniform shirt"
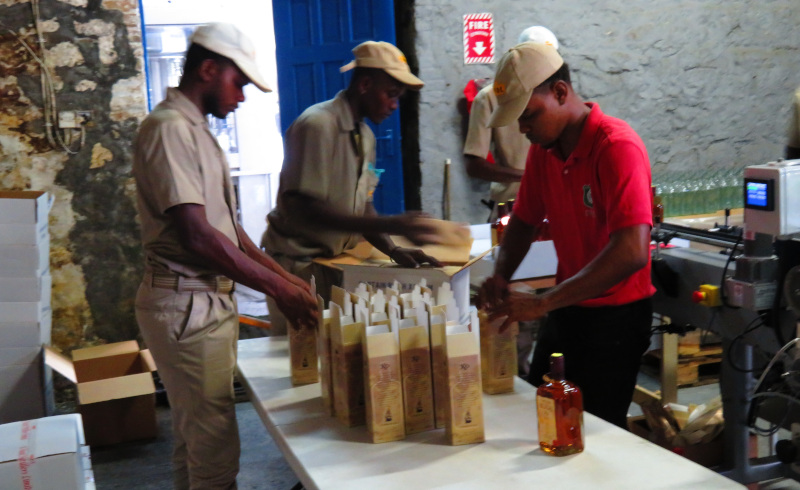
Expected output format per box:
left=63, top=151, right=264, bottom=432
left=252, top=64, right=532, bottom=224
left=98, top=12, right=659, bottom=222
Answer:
left=263, top=41, right=443, bottom=335
left=133, top=23, right=316, bottom=489
left=463, top=26, right=559, bottom=376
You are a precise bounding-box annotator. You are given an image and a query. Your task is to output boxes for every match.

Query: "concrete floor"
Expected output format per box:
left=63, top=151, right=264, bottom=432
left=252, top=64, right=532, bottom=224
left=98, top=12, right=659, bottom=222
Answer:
left=90, top=401, right=298, bottom=490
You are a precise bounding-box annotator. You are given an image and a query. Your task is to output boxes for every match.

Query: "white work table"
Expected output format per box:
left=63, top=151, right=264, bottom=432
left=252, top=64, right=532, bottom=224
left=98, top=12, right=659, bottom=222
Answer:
left=236, top=337, right=743, bottom=490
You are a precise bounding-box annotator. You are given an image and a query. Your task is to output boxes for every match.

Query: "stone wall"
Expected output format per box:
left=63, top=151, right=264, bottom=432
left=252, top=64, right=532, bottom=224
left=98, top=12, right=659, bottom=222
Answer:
left=0, top=0, right=146, bottom=351
left=415, top=0, right=800, bottom=223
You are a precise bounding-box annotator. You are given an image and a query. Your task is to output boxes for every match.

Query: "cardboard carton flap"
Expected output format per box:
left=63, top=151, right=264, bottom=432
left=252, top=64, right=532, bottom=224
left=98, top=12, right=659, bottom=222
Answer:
left=71, top=340, right=139, bottom=362
left=44, top=345, right=77, bottom=383
left=140, top=348, right=157, bottom=372
left=77, top=372, right=155, bottom=405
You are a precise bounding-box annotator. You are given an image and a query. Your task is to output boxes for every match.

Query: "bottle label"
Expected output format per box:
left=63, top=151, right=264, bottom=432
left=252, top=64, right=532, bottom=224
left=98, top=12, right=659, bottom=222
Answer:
left=537, top=395, right=557, bottom=445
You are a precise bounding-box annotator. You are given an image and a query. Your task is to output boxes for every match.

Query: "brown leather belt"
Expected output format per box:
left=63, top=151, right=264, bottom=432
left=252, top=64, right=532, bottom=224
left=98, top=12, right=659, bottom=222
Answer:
left=145, top=272, right=234, bottom=294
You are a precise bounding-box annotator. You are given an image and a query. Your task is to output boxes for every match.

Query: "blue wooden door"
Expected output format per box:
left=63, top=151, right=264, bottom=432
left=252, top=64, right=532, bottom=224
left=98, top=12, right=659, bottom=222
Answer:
left=272, top=0, right=404, bottom=214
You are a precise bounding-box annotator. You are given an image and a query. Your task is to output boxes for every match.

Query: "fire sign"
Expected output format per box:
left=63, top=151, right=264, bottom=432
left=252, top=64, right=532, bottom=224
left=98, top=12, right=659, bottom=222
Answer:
left=463, top=13, right=495, bottom=64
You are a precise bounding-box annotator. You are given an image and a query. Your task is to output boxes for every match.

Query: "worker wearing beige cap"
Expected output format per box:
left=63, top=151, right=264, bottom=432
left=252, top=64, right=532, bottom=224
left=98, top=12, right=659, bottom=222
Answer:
left=133, top=22, right=317, bottom=489
left=263, top=40, right=444, bottom=335
left=463, top=26, right=559, bottom=378
left=477, top=42, right=655, bottom=429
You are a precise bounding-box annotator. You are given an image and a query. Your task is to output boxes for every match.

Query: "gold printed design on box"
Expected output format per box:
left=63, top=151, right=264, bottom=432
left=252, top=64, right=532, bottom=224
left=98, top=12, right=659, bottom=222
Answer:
left=289, top=322, right=318, bottom=386
left=450, top=354, right=482, bottom=429
left=366, top=354, right=405, bottom=442
left=400, top=345, right=435, bottom=434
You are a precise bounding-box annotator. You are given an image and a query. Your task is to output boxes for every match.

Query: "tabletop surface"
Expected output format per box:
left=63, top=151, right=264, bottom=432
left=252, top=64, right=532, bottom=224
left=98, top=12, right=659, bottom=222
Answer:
left=236, top=337, right=744, bottom=490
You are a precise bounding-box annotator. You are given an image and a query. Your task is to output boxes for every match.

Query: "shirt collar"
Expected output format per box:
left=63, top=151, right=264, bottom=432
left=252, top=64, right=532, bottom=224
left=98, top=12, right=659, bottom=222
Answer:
left=162, top=87, right=208, bottom=126
left=332, top=90, right=359, bottom=133
left=567, top=102, right=602, bottom=163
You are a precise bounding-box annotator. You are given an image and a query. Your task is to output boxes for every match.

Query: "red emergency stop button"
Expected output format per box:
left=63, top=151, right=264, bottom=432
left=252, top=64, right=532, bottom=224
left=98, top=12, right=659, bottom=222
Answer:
left=691, top=291, right=706, bottom=303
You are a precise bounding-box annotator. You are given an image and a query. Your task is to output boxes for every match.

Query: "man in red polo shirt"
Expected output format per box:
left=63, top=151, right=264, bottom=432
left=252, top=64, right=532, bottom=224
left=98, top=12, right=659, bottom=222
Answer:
left=477, top=42, right=655, bottom=429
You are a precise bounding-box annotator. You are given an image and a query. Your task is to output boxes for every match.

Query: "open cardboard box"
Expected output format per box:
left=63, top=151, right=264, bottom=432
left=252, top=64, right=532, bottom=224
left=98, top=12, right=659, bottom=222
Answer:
left=628, top=415, right=724, bottom=468
left=314, top=238, right=491, bottom=316
left=0, top=414, right=89, bottom=490
left=45, top=340, right=158, bottom=446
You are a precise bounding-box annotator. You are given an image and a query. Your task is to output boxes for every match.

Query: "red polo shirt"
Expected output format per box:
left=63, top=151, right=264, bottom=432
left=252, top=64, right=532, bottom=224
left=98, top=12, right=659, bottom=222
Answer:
left=514, top=103, right=655, bottom=307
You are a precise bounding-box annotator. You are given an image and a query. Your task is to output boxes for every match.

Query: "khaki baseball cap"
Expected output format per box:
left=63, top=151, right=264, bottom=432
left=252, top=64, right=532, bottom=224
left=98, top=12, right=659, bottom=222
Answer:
left=190, top=23, right=272, bottom=93
left=340, top=41, right=424, bottom=90
left=488, top=43, right=563, bottom=128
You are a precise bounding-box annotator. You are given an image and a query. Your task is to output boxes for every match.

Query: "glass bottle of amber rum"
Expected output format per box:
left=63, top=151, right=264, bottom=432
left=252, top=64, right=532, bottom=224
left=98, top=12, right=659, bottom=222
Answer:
left=491, top=202, right=509, bottom=246
left=536, top=353, right=584, bottom=456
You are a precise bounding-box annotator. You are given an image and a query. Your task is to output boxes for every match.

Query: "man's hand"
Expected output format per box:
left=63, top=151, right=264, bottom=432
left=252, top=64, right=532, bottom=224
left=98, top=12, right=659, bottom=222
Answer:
left=390, top=247, right=442, bottom=268
left=485, top=290, right=548, bottom=333
left=476, top=274, right=510, bottom=311
left=271, top=282, right=317, bottom=330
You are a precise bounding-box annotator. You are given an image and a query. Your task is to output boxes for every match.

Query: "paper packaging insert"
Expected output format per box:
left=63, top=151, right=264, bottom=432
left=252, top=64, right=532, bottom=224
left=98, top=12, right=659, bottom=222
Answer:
left=45, top=340, right=158, bottom=446
left=0, top=414, right=88, bottom=490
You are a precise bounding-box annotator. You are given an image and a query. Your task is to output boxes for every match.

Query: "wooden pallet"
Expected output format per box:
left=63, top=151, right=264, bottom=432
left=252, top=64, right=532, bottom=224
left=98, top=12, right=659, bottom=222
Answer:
left=642, top=345, right=722, bottom=387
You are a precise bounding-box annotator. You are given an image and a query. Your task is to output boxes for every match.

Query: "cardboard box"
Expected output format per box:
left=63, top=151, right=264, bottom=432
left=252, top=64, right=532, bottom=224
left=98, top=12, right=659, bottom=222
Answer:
left=0, top=351, right=54, bottom=424
left=0, top=272, right=51, bottom=303
left=0, top=191, right=50, bottom=226
left=46, top=341, right=158, bottom=446
left=315, top=241, right=491, bottom=318
left=363, top=325, right=405, bottom=443
left=0, top=414, right=88, bottom=490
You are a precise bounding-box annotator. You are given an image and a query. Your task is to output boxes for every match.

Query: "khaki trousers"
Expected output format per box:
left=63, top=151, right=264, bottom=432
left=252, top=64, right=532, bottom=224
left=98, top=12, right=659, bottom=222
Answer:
left=135, top=280, right=240, bottom=490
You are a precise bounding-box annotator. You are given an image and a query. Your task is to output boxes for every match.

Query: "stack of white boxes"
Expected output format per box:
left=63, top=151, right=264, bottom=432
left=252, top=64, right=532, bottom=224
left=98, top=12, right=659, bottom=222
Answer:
left=0, top=191, right=53, bottom=424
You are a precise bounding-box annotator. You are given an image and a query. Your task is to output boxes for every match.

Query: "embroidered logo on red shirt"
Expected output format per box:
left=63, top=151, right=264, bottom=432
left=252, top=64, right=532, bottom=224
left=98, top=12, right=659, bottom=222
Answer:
left=582, top=184, right=594, bottom=208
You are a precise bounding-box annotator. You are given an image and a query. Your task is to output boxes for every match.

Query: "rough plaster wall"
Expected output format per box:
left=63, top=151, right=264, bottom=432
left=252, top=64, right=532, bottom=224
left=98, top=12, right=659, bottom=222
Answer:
left=415, top=1, right=800, bottom=224
left=0, top=0, right=147, bottom=351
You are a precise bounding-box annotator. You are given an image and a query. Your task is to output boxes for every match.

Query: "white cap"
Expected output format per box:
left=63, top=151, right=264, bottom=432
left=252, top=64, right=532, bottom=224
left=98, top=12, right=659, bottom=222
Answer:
left=518, top=26, right=559, bottom=50
left=190, top=23, right=271, bottom=93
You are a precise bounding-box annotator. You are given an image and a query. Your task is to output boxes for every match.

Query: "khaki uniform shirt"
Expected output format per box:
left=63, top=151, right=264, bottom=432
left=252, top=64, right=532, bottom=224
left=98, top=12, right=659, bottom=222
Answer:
left=789, top=87, right=800, bottom=149
left=463, top=84, right=531, bottom=204
left=133, top=88, right=240, bottom=276
left=263, top=90, right=378, bottom=259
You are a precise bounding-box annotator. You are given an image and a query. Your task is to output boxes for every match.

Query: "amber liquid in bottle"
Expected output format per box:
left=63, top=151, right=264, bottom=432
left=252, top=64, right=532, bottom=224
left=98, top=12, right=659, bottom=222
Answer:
left=536, top=353, right=584, bottom=456
left=490, top=202, right=510, bottom=246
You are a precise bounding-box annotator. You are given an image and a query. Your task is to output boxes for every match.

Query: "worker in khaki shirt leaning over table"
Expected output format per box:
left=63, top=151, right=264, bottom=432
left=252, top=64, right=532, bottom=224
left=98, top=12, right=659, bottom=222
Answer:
left=133, top=23, right=317, bottom=489
left=263, top=41, right=449, bottom=335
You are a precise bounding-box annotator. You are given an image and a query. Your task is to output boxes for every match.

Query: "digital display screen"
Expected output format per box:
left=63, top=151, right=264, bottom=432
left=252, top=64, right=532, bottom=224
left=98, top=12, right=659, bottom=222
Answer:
left=744, top=178, right=774, bottom=211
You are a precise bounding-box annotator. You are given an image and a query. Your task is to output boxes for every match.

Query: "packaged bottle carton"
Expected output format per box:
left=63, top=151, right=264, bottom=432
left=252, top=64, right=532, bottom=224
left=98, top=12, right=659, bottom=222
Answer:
left=396, top=311, right=435, bottom=435
left=444, top=325, right=485, bottom=446
left=363, top=325, right=405, bottom=443
left=288, top=318, right=318, bottom=386
left=479, top=310, right=517, bottom=394
left=330, top=315, right=366, bottom=427
left=318, top=296, right=334, bottom=416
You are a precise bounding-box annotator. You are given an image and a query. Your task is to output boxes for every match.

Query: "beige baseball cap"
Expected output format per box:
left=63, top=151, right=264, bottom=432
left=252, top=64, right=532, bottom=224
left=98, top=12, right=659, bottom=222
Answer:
left=190, top=23, right=272, bottom=93
left=340, top=41, right=424, bottom=90
left=488, top=43, right=563, bottom=128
